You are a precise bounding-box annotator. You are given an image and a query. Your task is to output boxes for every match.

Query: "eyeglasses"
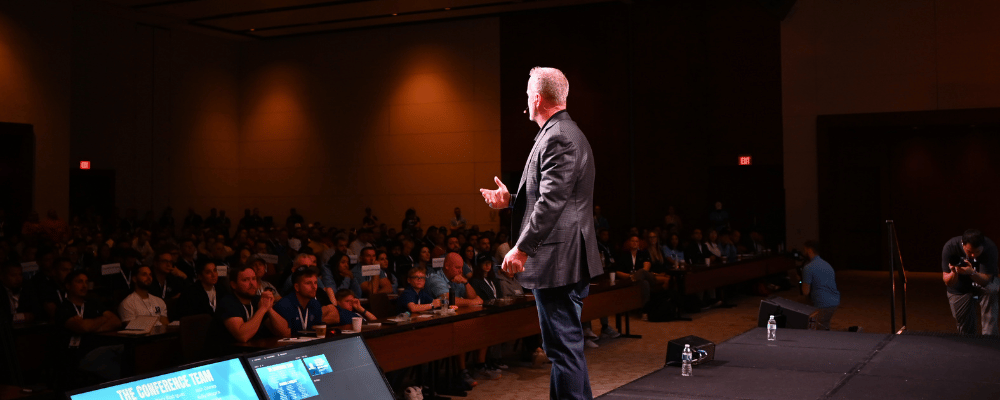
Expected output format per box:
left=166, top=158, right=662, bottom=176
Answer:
left=409, top=276, right=427, bottom=280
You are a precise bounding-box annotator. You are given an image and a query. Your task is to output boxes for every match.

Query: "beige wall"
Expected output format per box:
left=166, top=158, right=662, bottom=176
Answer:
left=782, top=0, right=1000, bottom=249
left=0, top=1, right=72, bottom=218
left=239, top=18, right=501, bottom=230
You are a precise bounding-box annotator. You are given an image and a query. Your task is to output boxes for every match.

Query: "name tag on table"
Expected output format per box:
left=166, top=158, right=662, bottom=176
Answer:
left=216, top=264, right=228, bottom=277
left=258, top=254, right=279, bottom=264
left=361, top=264, right=381, bottom=277
left=101, top=263, right=122, bottom=275
left=432, top=257, right=445, bottom=269
left=349, top=255, right=358, bottom=265
left=20, top=262, right=39, bottom=277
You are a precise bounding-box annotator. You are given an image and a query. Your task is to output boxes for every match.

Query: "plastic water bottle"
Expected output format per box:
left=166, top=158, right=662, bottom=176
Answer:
left=681, top=344, right=693, bottom=376
left=767, top=315, right=777, bottom=341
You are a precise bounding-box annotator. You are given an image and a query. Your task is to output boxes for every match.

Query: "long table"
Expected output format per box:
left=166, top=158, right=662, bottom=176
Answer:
left=670, top=255, right=795, bottom=294
left=237, top=279, right=644, bottom=372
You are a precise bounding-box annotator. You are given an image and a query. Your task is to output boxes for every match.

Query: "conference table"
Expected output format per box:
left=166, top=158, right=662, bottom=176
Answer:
left=236, top=278, right=644, bottom=372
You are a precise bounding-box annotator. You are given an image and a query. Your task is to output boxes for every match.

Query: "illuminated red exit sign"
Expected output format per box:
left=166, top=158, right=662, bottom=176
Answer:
left=79, top=161, right=91, bottom=170
left=738, top=155, right=752, bottom=166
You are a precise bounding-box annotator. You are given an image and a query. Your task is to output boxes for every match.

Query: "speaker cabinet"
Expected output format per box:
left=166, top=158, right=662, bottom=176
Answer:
left=665, top=335, right=715, bottom=367
left=758, top=296, right=817, bottom=329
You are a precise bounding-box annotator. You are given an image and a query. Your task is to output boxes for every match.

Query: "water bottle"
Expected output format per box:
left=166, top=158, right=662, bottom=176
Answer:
left=395, top=312, right=411, bottom=322
left=681, top=344, right=693, bottom=376
left=767, top=315, right=777, bottom=341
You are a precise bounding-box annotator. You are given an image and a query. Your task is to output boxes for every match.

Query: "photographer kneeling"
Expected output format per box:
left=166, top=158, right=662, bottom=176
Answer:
left=942, top=229, right=999, bottom=335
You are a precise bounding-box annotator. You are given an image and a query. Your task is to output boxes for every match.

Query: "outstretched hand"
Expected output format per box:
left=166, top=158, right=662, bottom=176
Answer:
left=480, top=176, right=510, bottom=209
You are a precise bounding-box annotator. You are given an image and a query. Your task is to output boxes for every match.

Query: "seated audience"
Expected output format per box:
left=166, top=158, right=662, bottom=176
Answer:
left=118, top=265, right=169, bottom=326
left=212, top=264, right=290, bottom=344
left=2, top=261, right=40, bottom=322
left=175, top=238, right=200, bottom=283
left=469, top=256, right=500, bottom=301
left=58, top=270, right=123, bottom=380
left=662, top=234, right=684, bottom=266
left=358, top=246, right=393, bottom=296
left=149, top=251, right=187, bottom=301
left=704, top=229, right=723, bottom=260
left=40, top=256, right=74, bottom=320
left=273, top=268, right=325, bottom=333
left=174, top=261, right=225, bottom=320
left=719, top=233, right=739, bottom=261
left=460, top=244, right=476, bottom=279
left=331, top=289, right=377, bottom=324
left=685, top=229, right=711, bottom=265
left=398, top=266, right=441, bottom=313
left=324, top=252, right=362, bottom=299
left=614, top=234, right=659, bottom=304
left=426, top=253, right=483, bottom=306
left=375, top=249, right=398, bottom=292
left=249, top=257, right=280, bottom=298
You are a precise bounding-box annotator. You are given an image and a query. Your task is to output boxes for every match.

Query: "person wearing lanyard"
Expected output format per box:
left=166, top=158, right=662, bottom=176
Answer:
left=213, top=264, right=290, bottom=344
left=273, top=268, right=324, bottom=334
left=41, top=257, right=75, bottom=320
left=470, top=256, right=501, bottom=302
left=58, top=270, right=123, bottom=380
left=359, top=247, right=393, bottom=297
left=117, top=265, right=170, bottom=326
left=151, top=251, right=188, bottom=301
left=2, top=261, right=39, bottom=323
left=175, top=261, right=223, bottom=320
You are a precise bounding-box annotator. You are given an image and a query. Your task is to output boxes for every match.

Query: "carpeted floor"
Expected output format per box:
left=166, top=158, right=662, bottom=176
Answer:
left=460, top=270, right=956, bottom=399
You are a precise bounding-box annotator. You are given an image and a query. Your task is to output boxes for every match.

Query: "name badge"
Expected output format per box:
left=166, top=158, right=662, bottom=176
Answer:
left=259, top=254, right=279, bottom=264
left=20, top=262, right=39, bottom=277
left=432, top=258, right=445, bottom=269
left=348, top=255, right=358, bottom=265
left=361, top=264, right=381, bottom=277
left=101, top=263, right=122, bottom=275
left=216, top=264, right=228, bottom=277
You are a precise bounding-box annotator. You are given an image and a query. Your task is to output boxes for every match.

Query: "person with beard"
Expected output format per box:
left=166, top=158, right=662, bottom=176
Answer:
left=212, top=264, right=290, bottom=344
left=175, top=238, right=201, bottom=284
left=174, top=261, right=227, bottom=320
left=57, top=270, right=123, bottom=380
left=39, top=256, right=74, bottom=320
left=1, top=261, right=40, bottom=322
left=117, top=265, right=169, bottom=326
left=273, top=268, right=325, bottom=334
left=149, top=251, right=188, bottom=301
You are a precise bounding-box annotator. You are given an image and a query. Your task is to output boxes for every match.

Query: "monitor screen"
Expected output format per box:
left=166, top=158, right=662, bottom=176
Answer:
left=67, top=357, right=259, bottom=400
left=245, top=336, right=394, bottom=400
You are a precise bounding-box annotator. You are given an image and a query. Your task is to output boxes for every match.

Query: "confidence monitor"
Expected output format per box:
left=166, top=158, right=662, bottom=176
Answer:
left=244, top=334, right=395, bottom=400
left=66, top=357, right=260, bottom=400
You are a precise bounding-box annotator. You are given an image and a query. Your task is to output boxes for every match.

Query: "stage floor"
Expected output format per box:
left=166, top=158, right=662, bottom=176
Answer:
left=599, top=328, right=1000, bottom=400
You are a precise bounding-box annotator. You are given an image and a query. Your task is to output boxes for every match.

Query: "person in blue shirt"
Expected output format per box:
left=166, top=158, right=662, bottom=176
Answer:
left=662, top=234, right=685, bottom=267
left=324, top=253, right=362, bottom=299
left=398, top=266, right=440, bottom=313
left=375, top=250, right=398, bottom=292
left=800, top=240, right=840, bottom=330
left=273, top=268, right=324, bottom=334
left=332, top=289, right=376, bottom=325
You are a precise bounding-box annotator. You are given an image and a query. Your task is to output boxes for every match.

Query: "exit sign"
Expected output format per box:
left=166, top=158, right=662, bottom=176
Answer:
left=738, top=155, right=752, bottom=166
left=80, top=161, right=91, bottom=170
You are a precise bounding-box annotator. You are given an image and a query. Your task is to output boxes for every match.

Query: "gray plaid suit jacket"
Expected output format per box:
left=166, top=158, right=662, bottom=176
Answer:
left=511, top=111, right=603, bottom=290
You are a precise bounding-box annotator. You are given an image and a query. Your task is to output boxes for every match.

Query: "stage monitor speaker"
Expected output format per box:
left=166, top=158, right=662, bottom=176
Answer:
left=758, top=296, right=816, bottom=329
left=665, top=335, right=715, bottom=367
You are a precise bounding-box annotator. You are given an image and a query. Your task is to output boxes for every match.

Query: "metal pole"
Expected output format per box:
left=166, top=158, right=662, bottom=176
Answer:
left=887, top=220, right=896, bottom=334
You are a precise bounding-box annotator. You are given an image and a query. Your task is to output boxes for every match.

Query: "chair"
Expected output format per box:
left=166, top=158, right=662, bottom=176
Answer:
left=368, top=293, right=396, bottom=319
left=179, top=314, right=213, bottom=363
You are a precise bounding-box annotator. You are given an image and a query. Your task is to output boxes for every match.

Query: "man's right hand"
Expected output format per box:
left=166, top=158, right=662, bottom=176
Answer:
left=480, top=176, right=510, bottom=209
left=431, top=299, right=442, bottom=308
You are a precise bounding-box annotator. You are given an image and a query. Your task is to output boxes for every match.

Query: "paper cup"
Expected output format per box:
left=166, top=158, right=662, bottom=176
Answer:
left=314, top=324, right=327, bottom=337
left=352, top=317, right=363, bottom=332
left=609, top=272, right=616, bottom=285
left=705, top=258, right=711, bottom=267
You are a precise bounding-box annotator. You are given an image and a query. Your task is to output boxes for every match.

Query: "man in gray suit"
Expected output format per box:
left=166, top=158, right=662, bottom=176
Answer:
left=481, top=66, right=603, bottom=400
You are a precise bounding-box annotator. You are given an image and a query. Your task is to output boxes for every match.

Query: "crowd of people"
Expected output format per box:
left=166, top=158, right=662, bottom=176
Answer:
left=0, top=201, right=789, bottom=393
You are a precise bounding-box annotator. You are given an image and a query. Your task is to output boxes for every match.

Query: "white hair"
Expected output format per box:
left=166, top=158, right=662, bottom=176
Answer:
left=529, top=67, right=569, bottom=105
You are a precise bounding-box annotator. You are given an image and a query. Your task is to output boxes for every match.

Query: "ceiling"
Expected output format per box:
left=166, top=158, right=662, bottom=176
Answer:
left=95, top=0, right=618, bottom=39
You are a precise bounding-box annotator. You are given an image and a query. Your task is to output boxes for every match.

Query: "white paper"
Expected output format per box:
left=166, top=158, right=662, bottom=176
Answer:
left=361, top=264, right=381, bottom=277
left=258, top=254, right=279, bottom=264
left=216, top=264, right=228, bottom=277
left=432, top=257, right=445, bottom=269
left=348, top=254, right=358, bottom=264
left=101, top=263, right=122, bottom=275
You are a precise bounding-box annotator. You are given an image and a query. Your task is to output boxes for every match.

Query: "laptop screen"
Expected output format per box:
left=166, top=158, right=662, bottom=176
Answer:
left=67, top=357, right=259, bottom=400
left=245, top=335, right=394, bottom=400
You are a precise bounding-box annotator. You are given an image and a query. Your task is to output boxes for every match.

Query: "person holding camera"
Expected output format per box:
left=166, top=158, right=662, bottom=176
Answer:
left=942, top=229, right=999, bottom=335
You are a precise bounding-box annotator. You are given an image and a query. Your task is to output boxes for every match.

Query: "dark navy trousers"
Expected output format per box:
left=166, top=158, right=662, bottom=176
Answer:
left=533, top=279, right=592, bottom=400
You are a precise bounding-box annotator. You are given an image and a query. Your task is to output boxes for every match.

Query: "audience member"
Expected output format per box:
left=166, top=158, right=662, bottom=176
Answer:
left=358, top=246, right=392, bottom=296
left=375, top=249, right=398, bottom=292
left=427, top=253, right=483, bottom=306
left=39, top=255, right=73, bottom=320
left=273, top=268, right=325, bottom=333
left=663, top=205, right=682, bottom=235
left=174, top=261, right=224, bottom=320
left=176, top=238, right=200, bottom=283
left=450, top=207, right=467, bottom=232
left=704, top=229, right=723, bottom=260
left=942, top=229, right=998, bottom=335
left=324, top=253, right=362, bottom=299
left=331, top=289, right=376, bottom=325
left=2, top=261, right=40, bottom=322
left=57, top=270, right=123, bottom=380
left=708, top=201, right=730, bottom=233
left=118, top=265, right=169, bottom=326
left=685, top=229, right=711, bottom=265
left=398, top=266, right=440, bottom=313
left=249, top=257, right=280, bottom=299
left=614, top=234, right=659, bottom=304
left=149, top=251, right=187, bottom=301
left=362, top=207, right=379, bottom=230
left=593, top=205, right=609, bottom=231
left=212, top=264, right=290, bottom=344
left=469, top=256, right=500, bottom=301
left=285, top=208, right=304, bottom=230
